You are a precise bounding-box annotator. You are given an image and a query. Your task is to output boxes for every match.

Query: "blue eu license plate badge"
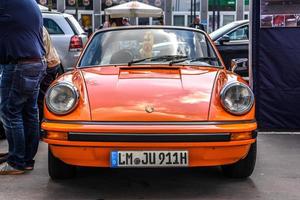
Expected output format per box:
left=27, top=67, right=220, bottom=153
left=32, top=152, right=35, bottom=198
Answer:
left=111, top=151, right=118, bottom=168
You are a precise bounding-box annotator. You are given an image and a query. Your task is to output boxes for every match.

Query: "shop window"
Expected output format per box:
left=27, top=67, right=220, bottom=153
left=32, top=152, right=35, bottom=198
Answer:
left=188, top=15, right=192, bottom=25
left=173, top=15, right=185, bottom=26
left=223, top=15, right=235, bottom=26
left=244, top=0, right=249, bottom=11
left=138, top=18, right=150, bottom=25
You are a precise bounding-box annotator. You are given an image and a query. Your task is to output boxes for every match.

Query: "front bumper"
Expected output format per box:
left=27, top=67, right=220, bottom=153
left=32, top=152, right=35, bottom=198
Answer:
left=42, top=120, right=257, bottom=167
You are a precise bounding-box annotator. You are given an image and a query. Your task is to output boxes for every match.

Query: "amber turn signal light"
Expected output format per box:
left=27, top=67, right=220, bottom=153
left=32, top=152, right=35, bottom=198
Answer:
left=45, top=131, right=68, bottom=140
left=230, top=132, right=252, bottom=141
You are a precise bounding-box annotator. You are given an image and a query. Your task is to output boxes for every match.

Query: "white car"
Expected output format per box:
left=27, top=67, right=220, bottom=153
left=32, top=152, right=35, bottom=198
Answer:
left=42, top=10, right=88, bottom=71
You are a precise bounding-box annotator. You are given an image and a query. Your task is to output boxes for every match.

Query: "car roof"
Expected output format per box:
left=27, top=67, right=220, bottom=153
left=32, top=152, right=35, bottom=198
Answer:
left=209, top=20, right=249, bottom=41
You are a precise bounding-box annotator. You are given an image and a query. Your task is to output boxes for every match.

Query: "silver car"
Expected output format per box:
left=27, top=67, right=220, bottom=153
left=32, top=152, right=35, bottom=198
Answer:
left=42, top=11, right=88, bottom=71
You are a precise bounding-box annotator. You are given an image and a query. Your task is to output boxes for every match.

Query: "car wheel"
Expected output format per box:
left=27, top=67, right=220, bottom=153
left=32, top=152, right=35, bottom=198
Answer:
left=0, top=125, right=6, bottom=139
left=221, top=141, right=256, bottom=178
left=48, top=147, right=76, bottom=180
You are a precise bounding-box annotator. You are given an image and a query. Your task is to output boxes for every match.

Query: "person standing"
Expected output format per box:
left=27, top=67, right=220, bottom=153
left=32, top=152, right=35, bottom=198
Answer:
left=0, top=0, right=46, bottom=174
left=122, top=18, right=131, bottom=26
left=102, top=19, right=111, bottom=29
left=37, top=27, right=61, bottom=138
left=189, top=16, right=205, bottom=31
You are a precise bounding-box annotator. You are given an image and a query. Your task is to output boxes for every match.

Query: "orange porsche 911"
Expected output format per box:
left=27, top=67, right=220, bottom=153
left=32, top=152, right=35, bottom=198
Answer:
left=42, top=26, right=257, bottom=180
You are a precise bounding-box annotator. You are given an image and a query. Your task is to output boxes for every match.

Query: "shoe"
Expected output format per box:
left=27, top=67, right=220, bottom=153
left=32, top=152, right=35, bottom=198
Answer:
left=24, top=166, right=34, bottom=171
left=0, top=155, right=8, bottom=164
left=0, top=152, right=8, bottom=157
left=0, top=153, right=8, bottom=164
left=0, top=162, right=25, bottom=175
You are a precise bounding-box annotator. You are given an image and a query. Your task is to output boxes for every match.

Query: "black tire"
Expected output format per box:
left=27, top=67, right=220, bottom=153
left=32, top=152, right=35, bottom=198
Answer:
left=221, top=141, right=257, bottom=178
left=48, top=147, right=76, bottom=180
left=0, top=124, right=6, bottom=139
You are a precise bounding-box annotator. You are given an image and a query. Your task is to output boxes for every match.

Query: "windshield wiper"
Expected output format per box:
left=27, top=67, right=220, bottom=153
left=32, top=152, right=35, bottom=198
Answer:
left=128, top=55, right=188, bottom=66
left=169, top=57, right=219, bottom=65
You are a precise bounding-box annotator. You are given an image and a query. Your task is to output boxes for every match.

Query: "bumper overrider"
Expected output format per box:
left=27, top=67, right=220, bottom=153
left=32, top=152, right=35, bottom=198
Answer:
left=42, top=120, right=257, bottom=167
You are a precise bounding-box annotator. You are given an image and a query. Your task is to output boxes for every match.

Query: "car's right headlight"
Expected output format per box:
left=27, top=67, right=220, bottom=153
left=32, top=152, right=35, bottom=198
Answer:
left=220, top=81, right=254, bottom=115
left=45, top=82, right=79, bottom=115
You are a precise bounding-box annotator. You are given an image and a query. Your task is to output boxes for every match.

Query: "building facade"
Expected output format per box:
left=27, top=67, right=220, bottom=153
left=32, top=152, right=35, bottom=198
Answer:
left=37, top=0, right=249, bottom=32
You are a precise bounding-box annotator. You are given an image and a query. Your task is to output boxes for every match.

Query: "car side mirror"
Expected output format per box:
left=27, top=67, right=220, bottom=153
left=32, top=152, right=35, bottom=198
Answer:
left=219, top=35, right=230, bottom=45
left=231, top=58, right=248, bottom=76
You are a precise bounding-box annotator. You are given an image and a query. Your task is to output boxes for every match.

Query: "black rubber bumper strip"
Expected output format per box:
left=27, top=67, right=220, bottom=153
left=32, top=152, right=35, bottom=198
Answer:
left=68, top=133, right=231, bottom=142
left=252, top=130, right=258, bottom=139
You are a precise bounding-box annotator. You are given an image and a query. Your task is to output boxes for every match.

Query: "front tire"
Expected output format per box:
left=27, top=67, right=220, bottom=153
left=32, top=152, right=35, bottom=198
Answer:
left=221, top=141, right=257, bottom=178
left=48, top=147, right=76, bottom=180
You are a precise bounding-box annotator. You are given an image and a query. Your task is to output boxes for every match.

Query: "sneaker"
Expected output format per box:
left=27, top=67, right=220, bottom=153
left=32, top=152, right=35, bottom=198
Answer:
left=0, top=154, right=8, bottom=164
left=0, top=162, right=25, bottom=175
left=0, top=152, right=8, bottom=157
left=24, top=166, right=34, bottom=171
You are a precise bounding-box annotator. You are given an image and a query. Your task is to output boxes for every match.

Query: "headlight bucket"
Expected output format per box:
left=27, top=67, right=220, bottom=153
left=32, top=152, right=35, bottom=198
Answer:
left=45, top=82, right=79, bottom=115
left=220, top=82, right=254, bottom=115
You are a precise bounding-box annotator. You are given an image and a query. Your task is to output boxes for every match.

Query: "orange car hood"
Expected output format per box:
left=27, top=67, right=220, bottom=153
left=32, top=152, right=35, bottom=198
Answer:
left=81, top=66, right=219, bottom=121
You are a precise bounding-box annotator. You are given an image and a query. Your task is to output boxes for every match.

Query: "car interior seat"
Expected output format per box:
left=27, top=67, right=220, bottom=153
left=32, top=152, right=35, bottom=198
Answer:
left=110, top=49, right=134, bottom=64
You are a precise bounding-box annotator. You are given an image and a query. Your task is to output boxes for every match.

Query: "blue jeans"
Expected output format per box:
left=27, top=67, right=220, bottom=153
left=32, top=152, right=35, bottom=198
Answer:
left=0, top=62, right=46, bottom=169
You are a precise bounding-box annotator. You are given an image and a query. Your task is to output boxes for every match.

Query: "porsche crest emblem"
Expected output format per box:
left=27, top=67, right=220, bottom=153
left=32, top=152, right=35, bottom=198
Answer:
left=145, top=105, right=154, bottom=113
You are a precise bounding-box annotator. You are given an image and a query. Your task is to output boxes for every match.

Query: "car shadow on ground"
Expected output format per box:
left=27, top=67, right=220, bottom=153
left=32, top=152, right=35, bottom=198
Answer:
left=45, top=167, right=259, bottom=200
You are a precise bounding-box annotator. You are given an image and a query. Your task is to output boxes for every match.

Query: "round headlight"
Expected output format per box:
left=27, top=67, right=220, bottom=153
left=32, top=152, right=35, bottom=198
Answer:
left=45, top=82, right=79, bottom=115
left=220, top=82, right=254, bottom=115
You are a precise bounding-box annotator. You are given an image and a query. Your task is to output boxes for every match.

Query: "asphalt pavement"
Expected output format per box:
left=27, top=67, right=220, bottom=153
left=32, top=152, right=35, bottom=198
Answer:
left=0, top=134, right=300, bottom=200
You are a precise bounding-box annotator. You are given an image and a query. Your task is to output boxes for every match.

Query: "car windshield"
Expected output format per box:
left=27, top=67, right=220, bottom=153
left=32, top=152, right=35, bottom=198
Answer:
left=209, top=20, right=248, bottom=40
left=79, top=28, right=222, bottom=67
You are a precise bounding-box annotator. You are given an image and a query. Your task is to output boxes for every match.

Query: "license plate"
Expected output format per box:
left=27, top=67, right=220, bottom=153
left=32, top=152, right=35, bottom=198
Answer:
left=110, top=151, right=189, bottom=168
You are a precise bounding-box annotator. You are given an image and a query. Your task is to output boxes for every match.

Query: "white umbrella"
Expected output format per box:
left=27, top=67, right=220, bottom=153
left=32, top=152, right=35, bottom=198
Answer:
left=105, top=1, right=163, bottom=18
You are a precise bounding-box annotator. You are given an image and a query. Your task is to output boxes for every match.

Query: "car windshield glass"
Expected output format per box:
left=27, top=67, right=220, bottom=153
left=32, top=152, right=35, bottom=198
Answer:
left=79, top=28, right=222, bottom=68
left=65, top=15, right=85, bottom=35
left=209, top=21, right=247, bottom=40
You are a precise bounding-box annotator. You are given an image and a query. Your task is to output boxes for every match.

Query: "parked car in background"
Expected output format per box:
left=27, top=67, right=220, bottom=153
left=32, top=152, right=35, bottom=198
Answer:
left=209, top=20, right=249, bottom=78
left=42, top=26, right=257, bottom=180
left=42, top=11, right=88, bottom=71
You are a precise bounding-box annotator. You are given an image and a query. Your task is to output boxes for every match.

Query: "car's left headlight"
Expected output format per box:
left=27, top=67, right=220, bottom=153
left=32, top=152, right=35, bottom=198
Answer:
left=45, top=82, right=79, bottom=115
left=220, top=82, right=254, bottom=115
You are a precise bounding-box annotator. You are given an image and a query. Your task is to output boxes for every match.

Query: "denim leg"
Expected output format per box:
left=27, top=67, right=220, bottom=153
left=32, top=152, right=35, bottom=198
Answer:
left=0, top=62, right=46, bottom=169
left=0, top=64, right=15, bottom=154
left=22, top=62, right=46, bottom=167
left=23, top=89, right=40, bottom=167
left=0, top=64, right=26, bottom=169
left=21, top=62, right=46, bottom=167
